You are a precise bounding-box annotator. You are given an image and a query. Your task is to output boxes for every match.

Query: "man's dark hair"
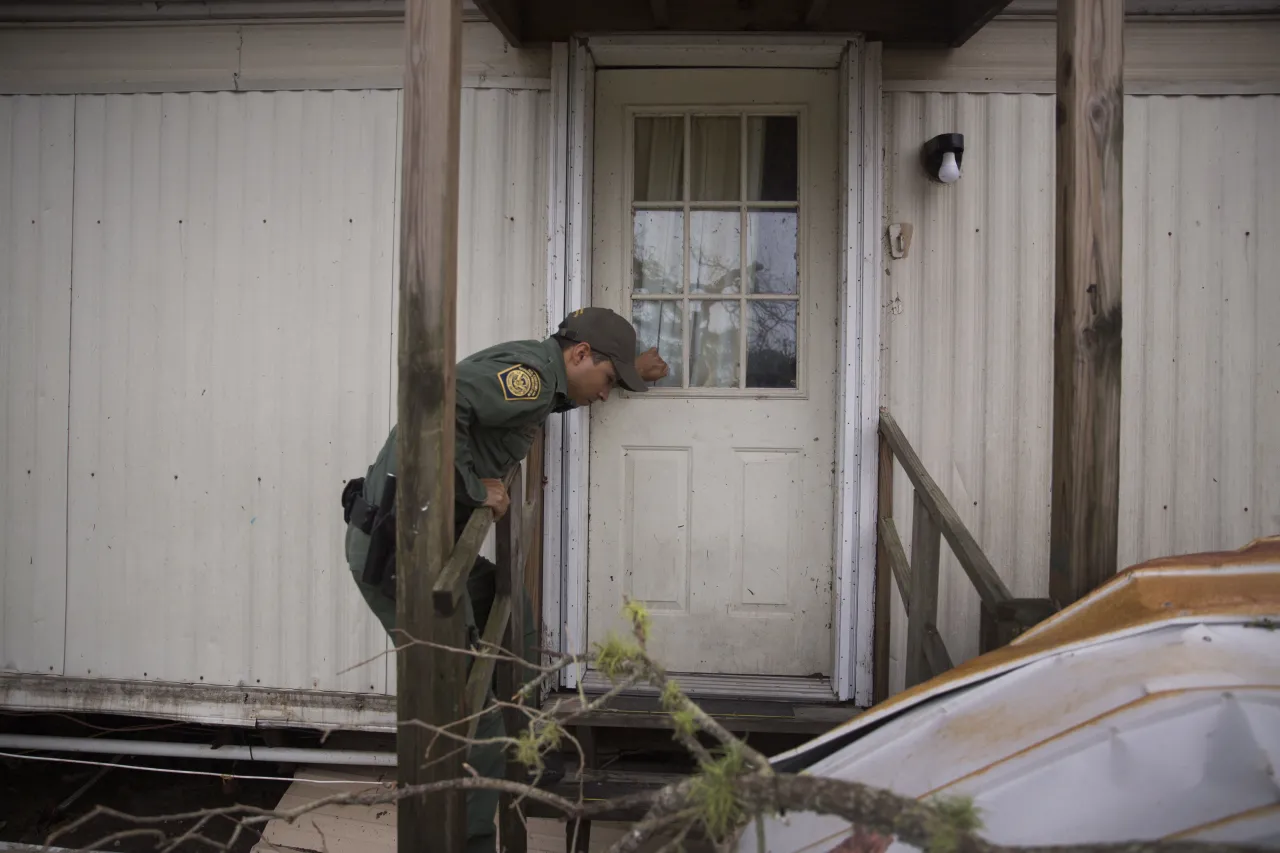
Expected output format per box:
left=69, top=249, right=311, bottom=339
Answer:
left=554, top=333, right=610, bottom=364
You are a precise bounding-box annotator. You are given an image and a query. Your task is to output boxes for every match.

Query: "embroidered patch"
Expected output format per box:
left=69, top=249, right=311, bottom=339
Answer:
left=498, top=364, right=541, bottom=401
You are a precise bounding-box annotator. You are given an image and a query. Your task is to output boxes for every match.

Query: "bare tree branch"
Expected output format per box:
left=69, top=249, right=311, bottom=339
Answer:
left=608, top=807, right=701, bottom=853
left=44, top=609, right=1273, bottom=853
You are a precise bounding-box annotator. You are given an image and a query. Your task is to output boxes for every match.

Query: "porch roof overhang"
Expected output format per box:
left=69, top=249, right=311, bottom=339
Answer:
left=0, top=0, right=1013, bottom=48
left=472, top=0, right=1013, bottom=48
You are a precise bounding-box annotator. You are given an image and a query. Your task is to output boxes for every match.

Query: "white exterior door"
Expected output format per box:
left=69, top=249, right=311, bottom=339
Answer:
left=586, top=69, right=840, bottom=684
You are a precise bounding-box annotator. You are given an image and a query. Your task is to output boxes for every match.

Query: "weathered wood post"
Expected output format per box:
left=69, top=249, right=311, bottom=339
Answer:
left=1050, top=0, right=1124, bottom=608
left=904, top=493, right=941, bottom=688
left=873, top=426, right=894, bottom=704
left=495, top=470, right=527, bottom=853
left=395, top=0, right=465, bottom=850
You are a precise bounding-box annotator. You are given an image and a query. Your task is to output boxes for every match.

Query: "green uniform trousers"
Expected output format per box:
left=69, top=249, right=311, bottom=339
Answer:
left=349, top=546, right=506, bottom=853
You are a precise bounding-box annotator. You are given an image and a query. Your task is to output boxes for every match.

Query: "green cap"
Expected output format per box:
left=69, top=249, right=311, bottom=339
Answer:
left=557, top=307, right=648, bottom=393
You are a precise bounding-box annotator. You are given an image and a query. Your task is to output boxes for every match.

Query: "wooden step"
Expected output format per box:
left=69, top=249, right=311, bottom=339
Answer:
left=541, top=690, right=860, bottom=735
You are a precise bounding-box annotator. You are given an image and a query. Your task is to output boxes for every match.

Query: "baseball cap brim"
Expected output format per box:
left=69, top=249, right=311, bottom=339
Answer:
left=611, top=358, right=649, bottom=393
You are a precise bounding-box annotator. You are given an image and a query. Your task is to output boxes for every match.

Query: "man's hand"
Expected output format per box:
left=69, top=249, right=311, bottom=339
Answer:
left=636, top=347, right=669, bottom=383
left=482, top=478, right=510, bottom=519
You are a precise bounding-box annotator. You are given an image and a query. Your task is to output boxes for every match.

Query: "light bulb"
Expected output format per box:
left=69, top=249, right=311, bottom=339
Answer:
left=938, top=151, right=960, bottom=183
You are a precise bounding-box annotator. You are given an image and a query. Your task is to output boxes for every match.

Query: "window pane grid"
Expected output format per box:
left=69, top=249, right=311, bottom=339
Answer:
left=634, top=201, right=799, bottom=211
left=739, top=114, right=747, bottom=387
left=632, top=294, right=800, bottom=301
left=630, top=109, right=800, bottom=391
left=683, top=114, right=692, bottom=387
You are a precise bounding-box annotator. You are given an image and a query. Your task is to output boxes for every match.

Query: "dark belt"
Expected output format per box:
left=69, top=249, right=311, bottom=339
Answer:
left=341, top=474, right=398, bottom=596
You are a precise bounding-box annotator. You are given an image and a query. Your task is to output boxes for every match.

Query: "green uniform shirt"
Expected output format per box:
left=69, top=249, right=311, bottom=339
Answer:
left=345, top=337, right=570, bottom=573
left=453, top=336, right=571, bottom=505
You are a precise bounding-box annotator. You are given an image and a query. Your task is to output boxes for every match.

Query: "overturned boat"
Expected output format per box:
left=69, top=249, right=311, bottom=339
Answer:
left=749, top=537, right=1280, bottom=852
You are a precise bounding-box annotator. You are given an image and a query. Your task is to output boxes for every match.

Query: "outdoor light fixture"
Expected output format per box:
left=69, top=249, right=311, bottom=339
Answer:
left=921, top=133, right=964, bottom=184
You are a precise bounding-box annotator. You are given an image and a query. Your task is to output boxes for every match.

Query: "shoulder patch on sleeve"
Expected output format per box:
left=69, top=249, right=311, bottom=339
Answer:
left=497, top=364, right=542, bottom=402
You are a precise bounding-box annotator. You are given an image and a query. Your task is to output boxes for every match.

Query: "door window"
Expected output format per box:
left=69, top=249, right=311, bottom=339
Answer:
left=629, top=111, right=802, bottom=393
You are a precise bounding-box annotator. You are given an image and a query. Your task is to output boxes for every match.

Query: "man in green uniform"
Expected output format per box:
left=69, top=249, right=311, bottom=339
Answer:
left=342, top=307, right=666, bottom=853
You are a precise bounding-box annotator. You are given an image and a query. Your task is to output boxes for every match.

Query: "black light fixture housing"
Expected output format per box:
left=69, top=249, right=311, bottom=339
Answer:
left=921, top=133, right=965, bottom=184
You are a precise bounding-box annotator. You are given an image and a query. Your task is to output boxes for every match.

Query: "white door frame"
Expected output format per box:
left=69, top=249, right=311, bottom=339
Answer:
left=542, top=35, right=884, bottom=705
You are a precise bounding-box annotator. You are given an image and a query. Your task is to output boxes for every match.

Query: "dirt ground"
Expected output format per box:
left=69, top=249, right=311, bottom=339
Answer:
left=0, top=715, right=294, bottom=853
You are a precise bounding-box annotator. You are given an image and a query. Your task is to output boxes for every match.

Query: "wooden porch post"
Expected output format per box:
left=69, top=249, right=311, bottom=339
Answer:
left=1050, top=0, right=1124, bottom=607
left=395, top=0, right=464, bottom=851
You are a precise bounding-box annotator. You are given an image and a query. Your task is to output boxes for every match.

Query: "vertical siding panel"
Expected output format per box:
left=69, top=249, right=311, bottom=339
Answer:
left=458, top=90, right=484, bottom=357
left=1173, top=97, right=1222, bottom=555
left=302, top=90, right=331, bottom=684
left=0, top=96, right=74, bottom=676
left=914, top=92, right=955, bottom=602
left=69, top=94, right=139, bottom=678
left=884, top=92, right=920, bottom=536
left=285, top=91, right=323, bottom=682
left=130, top=96, right=161, bottom=677
left=938, top=93, right=986, bottom=665
left=332, top=90, right=399, bottom=692
left=139, top=92, right=177, bottom=675
left=883, top=92, right=1057, bottom=677
left=265, top=89, right=300, bottom=685
left=34, top=97, right=75, bottom=675
left=1216, top=97, right=1258, bottom=552
left=65, top=95, right=101, bottom=676
left=313, top=90, right=343, bottom=684
left=919, top=93, right=957, bottom=523
left=1013, top=95, right=1053, bottom=595
left=1118, top=97, right=1149, bottom=571
left=882, top=91, right=1277, bottom=692
left=883, top=92, right=923, bottom=696
left=387, top=91, right=402, bottom=437
left=170, top=92, right=219, bottom=677
left=65, top=90, right=399, bottom=693
left=981, top=94, right=1019, bottom=594
left=519, top=91, right=551, bottom=342
left=457, top=89, right=550, bottom=356
left=242, top=90, right=277, bottom=684
left=55, top=85, right=544, bottom=698
left=1256, top=99, right=1280, bottom=539
left=384, top=91, right=402, bottom=696
left=1137, top=97, right=1181, bottom=563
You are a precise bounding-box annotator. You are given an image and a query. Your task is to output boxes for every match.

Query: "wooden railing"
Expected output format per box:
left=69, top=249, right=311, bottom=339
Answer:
left=876, top=410, right=1055, bottom=695
left=430, top=429, right=544, bottom=853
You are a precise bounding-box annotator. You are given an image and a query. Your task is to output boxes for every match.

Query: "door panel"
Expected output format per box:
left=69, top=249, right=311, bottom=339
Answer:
left=623, top=447, right=691, bottom=610
left=587, top=69, right=839, bottom=678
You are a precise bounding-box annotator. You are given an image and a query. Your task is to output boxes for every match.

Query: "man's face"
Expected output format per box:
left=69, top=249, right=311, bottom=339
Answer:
left=564, top=343, right=618, bottom=405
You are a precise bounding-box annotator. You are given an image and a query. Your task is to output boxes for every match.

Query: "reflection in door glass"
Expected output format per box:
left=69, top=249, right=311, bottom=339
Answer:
left=634, top=116, right=684, bottom=202
left=747, top=211, right=797, bottom=295
left=631, top=300, right=683, bottom=388
left=747, top=301, right=797, bottom=388
left=691, top=116, right=741, bottom=201
left=629, top=110, right=802, bottom=392
left=632, top=211, right=684, bottom=294
left=690, top=300, right=741, bottom=388
left=690, top=211, right=741, bottom=294
left=747, top=116, right=798, bottom=201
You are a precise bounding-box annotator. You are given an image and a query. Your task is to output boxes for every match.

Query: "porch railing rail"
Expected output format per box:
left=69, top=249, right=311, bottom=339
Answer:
left=877, top=409, right=1055, bottom=693
left=430, top=428, right=544, bottom=853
